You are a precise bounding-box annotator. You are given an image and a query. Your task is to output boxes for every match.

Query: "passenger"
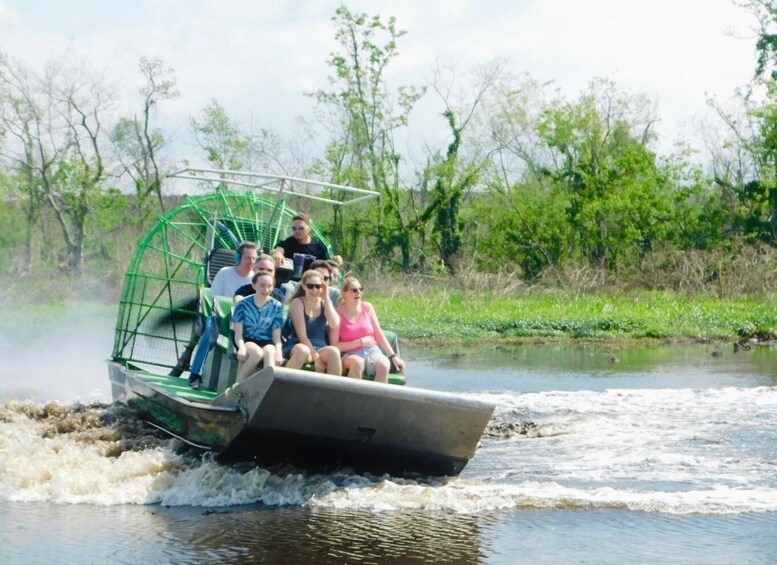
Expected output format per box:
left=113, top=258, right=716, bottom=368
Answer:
left=333, top=277, right=405, bottom=383
left=327, top=259, right=341, bottom=284
left=210, top=241, right=258, bottom=297
left=234, top=254, right=286, bottom=304
left=310, top=259, right=341, bottom=304
left=326, top=260, right=343, bottom=302
left=187, top=241, right=258, bottom=388
left=232, top=271, right=284, bottom=382
left=283, top=270, right=342, bottom=376
left=271, top=213, right=341, bottom=266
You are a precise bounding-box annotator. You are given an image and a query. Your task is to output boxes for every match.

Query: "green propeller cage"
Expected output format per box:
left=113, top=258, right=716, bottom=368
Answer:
left=111, top=169, right=378, bottom=374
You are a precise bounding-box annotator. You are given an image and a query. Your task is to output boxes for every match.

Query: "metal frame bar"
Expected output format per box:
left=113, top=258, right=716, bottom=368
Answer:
left=168, top=168, right=380, bottom=207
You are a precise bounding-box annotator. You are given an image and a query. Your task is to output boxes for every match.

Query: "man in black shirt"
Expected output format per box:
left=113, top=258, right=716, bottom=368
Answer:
left=271, top=213, right=331, bottom=267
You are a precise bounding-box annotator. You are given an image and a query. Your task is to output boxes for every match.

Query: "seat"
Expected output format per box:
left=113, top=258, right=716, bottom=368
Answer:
left=199, top=288, right=239, bottom=391
left=207, top=248, right=236, bottom=284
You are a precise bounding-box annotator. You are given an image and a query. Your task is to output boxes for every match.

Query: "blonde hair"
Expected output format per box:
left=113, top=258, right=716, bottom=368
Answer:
left=338, top=276, right=360, bottom=306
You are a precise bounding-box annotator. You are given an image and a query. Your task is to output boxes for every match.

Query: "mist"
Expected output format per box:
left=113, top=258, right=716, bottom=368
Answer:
left=0, top=303, right=118, bottom=404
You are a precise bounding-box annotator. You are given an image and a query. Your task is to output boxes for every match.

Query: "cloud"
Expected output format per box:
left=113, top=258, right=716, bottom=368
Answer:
left=0, top=0, right=763, bottom=157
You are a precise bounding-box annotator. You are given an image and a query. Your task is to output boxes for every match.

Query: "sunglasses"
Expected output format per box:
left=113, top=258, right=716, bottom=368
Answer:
left=347, top=287, right=363, bottom=293
left=291, top=226, right=307, bottom=231
left=305, top=283, right=323, bottom=290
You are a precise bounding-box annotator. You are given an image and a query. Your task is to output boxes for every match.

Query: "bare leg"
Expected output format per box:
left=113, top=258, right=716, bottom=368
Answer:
left=373, top=355, right=390, bottom=384
left=237, top=342, right=263, bottom=382
left=262, top=344, right=277, bottom=368
left=317, top=346, right=342, bottom=376
left=342, top=355, right=365, bottom=379
left=285, top=343, right=312, bottom=370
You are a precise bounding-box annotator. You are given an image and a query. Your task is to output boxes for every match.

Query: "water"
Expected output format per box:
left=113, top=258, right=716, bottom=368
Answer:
left=2, top=341, right=777, bottom=564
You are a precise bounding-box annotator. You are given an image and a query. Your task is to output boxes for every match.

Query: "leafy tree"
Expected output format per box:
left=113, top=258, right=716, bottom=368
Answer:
left=741, top=0, right=777, bottom=80
left=112, top=56, right=178, bottom=224
left=470, top=177, right=572, bottom=280
left=190, top=99, right=251, bottom=171
left=537, top=79, right=671, bottom=270
left=708, top=85, right=777, bottom=244
left=419, top=59, right=504, bottom=272
left=308, top=6, right=425, bottom=269
left=0, top=53, right=113, bottom=274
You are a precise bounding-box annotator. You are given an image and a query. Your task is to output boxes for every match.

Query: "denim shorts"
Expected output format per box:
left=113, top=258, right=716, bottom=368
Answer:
left=342, top=345, right=385, bottom=376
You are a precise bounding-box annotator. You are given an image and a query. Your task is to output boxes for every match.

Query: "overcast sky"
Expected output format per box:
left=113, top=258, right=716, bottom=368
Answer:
left=0, top=0, right=762, bottom=162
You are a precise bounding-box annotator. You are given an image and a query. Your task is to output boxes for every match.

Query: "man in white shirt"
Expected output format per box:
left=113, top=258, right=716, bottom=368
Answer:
left=210, top=242, right=258, bottom=297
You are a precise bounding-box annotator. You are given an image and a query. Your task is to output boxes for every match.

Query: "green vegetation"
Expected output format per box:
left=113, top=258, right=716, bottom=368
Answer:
left=4, top=4, right=777, bottom=296
left=2, top=287, right=773, bottom=346
left=370, top=287, right=777, bottom=343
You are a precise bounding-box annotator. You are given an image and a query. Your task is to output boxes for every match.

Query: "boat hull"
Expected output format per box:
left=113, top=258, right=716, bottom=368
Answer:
left=108, top=362, right=494, bottom=476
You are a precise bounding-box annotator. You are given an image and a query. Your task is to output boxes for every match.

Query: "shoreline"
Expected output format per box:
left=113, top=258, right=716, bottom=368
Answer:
left=2, top=290, right=776, bottom=350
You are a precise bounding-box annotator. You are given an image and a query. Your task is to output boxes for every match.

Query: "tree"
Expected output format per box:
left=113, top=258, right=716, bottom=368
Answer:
left=0, top=53, right=114, bottom=274
left=420, top=58, right=505, bottom=271
left=309, top=6, right=425, bottom=270
left=537, top=79, right=670, bottom=271
left=0, top=54, right=43, bottom=258
left=190, top=99, right=251, bottom=171
left=707, top=84, right=777, bottom=244
left=112, top=56, right=178, bottom=224
left=741, top=0, right=777, bottom=80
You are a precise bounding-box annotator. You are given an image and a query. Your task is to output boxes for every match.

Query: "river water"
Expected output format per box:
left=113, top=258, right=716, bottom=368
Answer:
left=2, top=335, right=777, bottom=564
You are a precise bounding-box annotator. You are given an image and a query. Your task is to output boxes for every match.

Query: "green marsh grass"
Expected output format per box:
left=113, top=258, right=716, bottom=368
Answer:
left=362, top=275, right=777, bottom=343
left=3, top=273, right=776, bottom=345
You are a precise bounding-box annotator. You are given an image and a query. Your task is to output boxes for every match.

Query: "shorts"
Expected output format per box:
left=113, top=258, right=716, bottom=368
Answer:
left=342, top=345, right=385, bottom=376
left=282, top=341, right=327, bottom=359
left=244, top=338, right=275, bottom=348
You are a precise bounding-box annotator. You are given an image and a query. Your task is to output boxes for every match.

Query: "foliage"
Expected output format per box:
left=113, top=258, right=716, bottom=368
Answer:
left=365, top=280, right=777, bottom=342
left=744, top=0, right=777, bottom=81
left=111, top=56, right=179, bottom=225
left=308, top=5, right=425, bottom=269
left=190, top=99, right=252, bottom=170
left=4, top=5, right=777, bottom=290
left=535, top=79, right=671, bottom=271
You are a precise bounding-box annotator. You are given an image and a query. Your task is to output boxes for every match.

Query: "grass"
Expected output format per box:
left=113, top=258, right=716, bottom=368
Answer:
left=367, top=288, right=777, bottom=344
left=2, top=274, right=776, bottom=346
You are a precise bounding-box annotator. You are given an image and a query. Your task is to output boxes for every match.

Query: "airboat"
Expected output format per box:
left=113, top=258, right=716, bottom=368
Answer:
left=107, top=169, right=494, bottom=477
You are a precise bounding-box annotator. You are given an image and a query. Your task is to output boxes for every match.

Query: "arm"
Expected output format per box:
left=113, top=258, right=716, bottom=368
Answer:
left=321, top=292, right=340, bottom=352
left=290, top=298, right=319, bottom=361
left=330, top=308, right=354, bottom=353
left=366, top=302, right=405, bottom=372
left=273, top=327, right=283, bottom=363
left=271, top=247, right=285, bottom=266
left=234, top=322, right=247, bottom=362
left=210, top=268, right=226, bottom=298
left=272, top=300, right=284, bottom=363
left=322, top=289, right=339, bottom=327
left=271, top=239, right=288, bottom=266
left=334, top=334, right=373, bottom=353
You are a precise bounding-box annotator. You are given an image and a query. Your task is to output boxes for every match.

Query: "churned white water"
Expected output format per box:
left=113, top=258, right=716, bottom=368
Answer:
left=2, top=383, right=775, bottom=516
left=3, top=344, right=777, bottom=563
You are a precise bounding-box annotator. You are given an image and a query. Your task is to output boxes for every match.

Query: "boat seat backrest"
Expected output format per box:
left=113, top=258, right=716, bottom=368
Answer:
left=213, top=295, right=234, bottom=337
left=199, top=288, right=234, bottom=338
left=207, top=248, right=236, bottom=284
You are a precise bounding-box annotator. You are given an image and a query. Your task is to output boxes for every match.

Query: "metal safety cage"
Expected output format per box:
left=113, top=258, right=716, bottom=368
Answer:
left=110, top=187, right=335, bottom=373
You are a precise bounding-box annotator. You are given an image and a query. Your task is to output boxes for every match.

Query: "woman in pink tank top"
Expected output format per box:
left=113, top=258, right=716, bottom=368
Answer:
left=334, top=277, right=405, bottom=382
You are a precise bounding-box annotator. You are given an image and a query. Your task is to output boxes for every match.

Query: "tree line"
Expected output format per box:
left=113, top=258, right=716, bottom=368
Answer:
left=2, top=4, right=777, bottom=290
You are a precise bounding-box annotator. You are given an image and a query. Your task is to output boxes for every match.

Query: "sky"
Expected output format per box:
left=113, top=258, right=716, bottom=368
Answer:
left=0, top=0, right=762, bottom=162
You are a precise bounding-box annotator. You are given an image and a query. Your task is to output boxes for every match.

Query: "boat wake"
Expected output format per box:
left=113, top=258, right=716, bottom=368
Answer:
left=483, top=416, right=568, bottom=439
left=2, top=396, right=776, bottom=515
